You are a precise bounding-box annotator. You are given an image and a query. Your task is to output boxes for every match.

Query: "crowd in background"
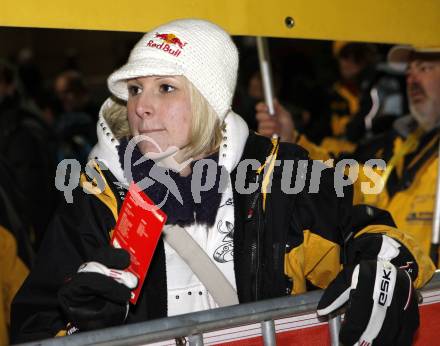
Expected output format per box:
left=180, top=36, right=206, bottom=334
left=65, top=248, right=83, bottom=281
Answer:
left=0, top=32, right=410, bottom=252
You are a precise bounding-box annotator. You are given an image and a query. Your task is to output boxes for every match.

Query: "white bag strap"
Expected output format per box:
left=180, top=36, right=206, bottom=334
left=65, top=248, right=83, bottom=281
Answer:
left=163, top=225, right=239, bottom=307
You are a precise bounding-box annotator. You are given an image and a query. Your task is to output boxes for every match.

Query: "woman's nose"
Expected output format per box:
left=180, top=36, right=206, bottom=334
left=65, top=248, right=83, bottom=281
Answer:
left=135, top=92, right=155, bottom=118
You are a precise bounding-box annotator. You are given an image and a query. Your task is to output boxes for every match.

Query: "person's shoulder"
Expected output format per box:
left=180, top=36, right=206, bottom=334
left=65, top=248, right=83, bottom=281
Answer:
left=51, top=174, right=117, bottom=243
left=245, top=131, right=309, bottom=161
left=55, top=160, right=119, bottom=211
left=353, top=128, right=398, bottom=162
left=278, top=141, right=309, bottom=161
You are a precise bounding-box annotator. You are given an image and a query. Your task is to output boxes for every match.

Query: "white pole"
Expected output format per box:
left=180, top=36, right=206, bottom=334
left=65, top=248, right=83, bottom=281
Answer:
left=256, top=37, right=275, bottom=116
left=256, top=36, right=278, bottom=142
left=431, top=138, right=440, bottom=266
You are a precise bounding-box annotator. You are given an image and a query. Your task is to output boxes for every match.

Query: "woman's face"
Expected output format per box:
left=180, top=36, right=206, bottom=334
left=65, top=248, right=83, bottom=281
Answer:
left=126, top=75, right=192, bottom=158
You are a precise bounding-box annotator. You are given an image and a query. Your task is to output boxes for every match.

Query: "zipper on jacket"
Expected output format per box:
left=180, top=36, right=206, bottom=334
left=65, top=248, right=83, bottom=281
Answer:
left=247, top=173, right=263, bottom=301
left=247, top=174, right=261, bottom=221
left=254, top=190, right=263, bottom=300
left=247, top=138, right=279, bottom=301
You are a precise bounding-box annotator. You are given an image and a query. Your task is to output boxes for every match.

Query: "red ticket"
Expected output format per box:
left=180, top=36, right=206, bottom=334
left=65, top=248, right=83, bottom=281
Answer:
left=111, top=182, right=167, bottom=304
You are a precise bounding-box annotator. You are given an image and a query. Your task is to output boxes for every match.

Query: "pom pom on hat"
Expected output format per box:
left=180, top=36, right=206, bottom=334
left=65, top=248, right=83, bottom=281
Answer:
left=108, top=18, right=239, bottom=121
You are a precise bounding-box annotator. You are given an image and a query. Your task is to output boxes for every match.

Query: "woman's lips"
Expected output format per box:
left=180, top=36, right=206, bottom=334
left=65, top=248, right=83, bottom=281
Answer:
left=139, top=129, right=165, bottom=134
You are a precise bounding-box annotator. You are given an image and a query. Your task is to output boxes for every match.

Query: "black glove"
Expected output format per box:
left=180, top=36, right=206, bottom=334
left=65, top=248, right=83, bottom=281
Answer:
left=58, top=247, right=137, bottom=332
left=344, top=232, right=419, bottom=281
left=317, top=260, right=419, bottom=346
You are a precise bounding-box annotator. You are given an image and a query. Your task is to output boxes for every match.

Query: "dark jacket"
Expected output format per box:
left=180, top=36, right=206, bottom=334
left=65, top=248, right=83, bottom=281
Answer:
left=0, top=96, right=59, bottom=248
left=10, top=132, right=434, bottom=343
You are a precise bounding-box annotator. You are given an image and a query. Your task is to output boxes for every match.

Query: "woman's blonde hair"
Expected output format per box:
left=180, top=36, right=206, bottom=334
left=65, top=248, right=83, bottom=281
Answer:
left=102, top=98, right=130, bottom=140
left=184, top=78, right=223, bottom=160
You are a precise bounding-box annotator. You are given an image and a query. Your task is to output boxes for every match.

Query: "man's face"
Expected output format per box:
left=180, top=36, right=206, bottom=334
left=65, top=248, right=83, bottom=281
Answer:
left=406, top=59, right=440, bottom=131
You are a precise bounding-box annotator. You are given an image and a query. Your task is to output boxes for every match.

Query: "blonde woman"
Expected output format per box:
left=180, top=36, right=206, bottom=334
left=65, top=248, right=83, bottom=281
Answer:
left=12, top=19, right=433, bottom=345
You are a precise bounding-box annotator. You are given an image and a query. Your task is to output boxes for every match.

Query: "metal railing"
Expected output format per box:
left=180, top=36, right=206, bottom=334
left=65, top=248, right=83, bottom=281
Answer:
left=16, top=272, right=440, bottom=346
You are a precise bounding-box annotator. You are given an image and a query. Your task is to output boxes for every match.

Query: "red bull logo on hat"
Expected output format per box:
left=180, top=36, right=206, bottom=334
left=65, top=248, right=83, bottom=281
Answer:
left=146, top=33, right=187, bottom=57
left=155, top=33, right=187, bottom=49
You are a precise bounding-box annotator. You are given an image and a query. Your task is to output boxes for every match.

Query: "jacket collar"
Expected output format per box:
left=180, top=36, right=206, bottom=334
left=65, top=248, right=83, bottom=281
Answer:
left=218, top=111, right=249, bottom=173
left=88, top=98, right=128, bottom=187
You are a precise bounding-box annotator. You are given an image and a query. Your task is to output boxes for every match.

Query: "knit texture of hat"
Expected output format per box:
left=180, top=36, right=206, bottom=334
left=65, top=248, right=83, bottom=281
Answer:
left=107, top=18, right=238, bottom=121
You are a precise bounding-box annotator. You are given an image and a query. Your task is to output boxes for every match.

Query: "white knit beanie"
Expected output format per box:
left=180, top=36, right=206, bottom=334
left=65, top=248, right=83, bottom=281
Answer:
left=107, top=18, right=238, bottom=121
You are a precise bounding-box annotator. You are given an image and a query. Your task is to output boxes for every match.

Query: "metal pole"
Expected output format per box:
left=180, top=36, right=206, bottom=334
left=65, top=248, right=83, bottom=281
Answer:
left=256, top=37, right=275, bottom=116
left=261, top=319, right=277, bottom=346
left=431, top=138, right=440, bottom=266
left=329, top=314, right=341, bottom=346
left=188, top=334, right=204, bottom=346
left=16, top=274, right=440, bottom=346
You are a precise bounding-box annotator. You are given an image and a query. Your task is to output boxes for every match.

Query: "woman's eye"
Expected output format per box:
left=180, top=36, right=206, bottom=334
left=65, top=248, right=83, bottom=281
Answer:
left=160, top=84, right=176, bottom=93
left=128, top=85, right=141, bottom=96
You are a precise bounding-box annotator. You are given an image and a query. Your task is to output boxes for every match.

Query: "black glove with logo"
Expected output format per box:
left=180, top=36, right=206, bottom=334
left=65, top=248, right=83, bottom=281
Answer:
left=58, top=247, right=137, bottom=332
left=318, top=232, right=421, bottom=345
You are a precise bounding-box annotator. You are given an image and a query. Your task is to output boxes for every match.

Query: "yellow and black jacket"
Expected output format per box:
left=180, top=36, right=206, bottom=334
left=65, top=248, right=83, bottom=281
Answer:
left=297, top=119, right=440, bottom=267
left=354, top=126, right=440, bottom=266
left=0, top=225, right=29, bottom=346
left=329, top=81, right=360, bottom=137
left=311, top=81, right=360, bottom=157
left=10, top=132, right=435, bottom=343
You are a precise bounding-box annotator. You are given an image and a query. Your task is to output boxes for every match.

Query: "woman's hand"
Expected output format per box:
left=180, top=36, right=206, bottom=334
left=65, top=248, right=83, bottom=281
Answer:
left=317, top=260, right=419, bottom=346
left=255, top=100, right=297, bottom=143
left=58, top=247, right=137, bottom=333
